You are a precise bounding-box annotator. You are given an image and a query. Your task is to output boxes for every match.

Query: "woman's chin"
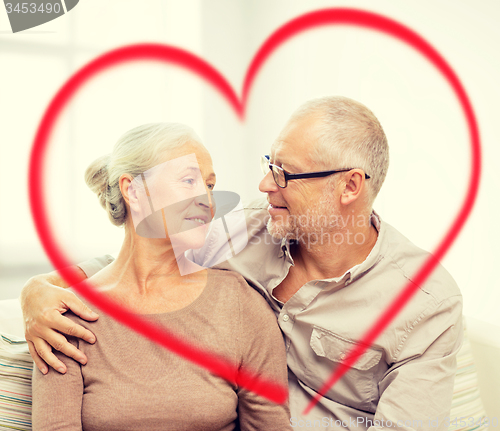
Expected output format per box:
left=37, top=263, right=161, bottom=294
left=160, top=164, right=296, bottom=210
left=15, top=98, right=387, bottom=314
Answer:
left=171, top=228, right=208, bottom=252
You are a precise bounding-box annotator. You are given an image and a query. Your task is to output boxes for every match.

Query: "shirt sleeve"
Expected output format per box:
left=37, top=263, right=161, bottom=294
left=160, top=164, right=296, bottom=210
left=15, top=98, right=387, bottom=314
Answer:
left=189, top=198, right=268, bottom=268
left=31, top=337, right=84, bottom=431
left=189, top=205, right=250, bottom=268
left=369, top=294, right=463, bottom=431
left=78, top=254, right=115, bottom=278
left=233, top=275, right=292, bottom=430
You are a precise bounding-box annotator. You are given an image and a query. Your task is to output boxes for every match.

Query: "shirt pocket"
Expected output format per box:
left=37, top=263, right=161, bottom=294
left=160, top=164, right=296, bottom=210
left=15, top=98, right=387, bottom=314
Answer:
left=304, top=326, right=383, bottom=412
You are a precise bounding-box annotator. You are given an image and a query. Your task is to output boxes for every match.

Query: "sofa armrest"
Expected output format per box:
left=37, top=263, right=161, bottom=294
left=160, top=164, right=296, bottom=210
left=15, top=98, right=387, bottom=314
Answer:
left=465, top=316, right=500, bottom=419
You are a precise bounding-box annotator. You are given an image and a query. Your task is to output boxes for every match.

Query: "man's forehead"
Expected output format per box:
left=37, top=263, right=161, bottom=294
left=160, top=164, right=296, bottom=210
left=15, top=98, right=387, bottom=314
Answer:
left=269, top=141, right=302, bottom=172
left=270, top=115, right=324, bottom=163
left=269, top=140, right=287, bottom=161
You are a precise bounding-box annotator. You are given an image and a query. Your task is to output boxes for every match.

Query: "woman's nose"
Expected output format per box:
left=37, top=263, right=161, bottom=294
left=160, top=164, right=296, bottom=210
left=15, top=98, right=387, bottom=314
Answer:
left=194, top=191, right=215, bottom=218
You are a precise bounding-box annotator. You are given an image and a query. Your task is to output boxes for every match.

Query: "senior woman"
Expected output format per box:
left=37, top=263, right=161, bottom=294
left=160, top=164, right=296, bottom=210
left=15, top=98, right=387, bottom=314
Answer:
left=31, top=123, right=290, bottom=430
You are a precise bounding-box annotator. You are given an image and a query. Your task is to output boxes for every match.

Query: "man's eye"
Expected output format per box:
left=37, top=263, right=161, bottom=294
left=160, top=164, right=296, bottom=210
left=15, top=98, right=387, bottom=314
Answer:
left=183, top=178, right=195, bottom=185
left=207, top=184, right=215, bottom=190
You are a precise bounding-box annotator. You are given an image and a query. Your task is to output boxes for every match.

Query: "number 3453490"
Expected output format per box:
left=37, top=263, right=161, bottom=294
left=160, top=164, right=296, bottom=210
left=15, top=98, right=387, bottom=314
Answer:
left=5, top=3, right=61, bottom=14
left=445, top=417, right=498, bottom=428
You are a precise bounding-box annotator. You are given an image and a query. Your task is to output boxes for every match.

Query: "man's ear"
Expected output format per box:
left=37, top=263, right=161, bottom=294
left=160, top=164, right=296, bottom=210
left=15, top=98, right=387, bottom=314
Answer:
left=340, top=169, right=367, bottom=206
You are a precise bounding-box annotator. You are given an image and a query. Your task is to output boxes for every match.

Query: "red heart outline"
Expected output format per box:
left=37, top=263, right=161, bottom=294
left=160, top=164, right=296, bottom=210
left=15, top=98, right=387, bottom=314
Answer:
left=28, top=8, right=481, bottom=410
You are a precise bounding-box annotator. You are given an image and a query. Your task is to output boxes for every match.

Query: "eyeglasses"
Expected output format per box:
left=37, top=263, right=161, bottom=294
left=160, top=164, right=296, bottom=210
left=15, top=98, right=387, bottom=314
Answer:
left=260, top=155, right=370, bottom=189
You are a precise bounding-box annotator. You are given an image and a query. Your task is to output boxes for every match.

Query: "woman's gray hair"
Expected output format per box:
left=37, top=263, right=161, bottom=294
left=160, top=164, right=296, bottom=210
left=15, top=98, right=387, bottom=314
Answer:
left=85, top=123, right=202, bottom=227
left=290, top=96, right=389, bottom=205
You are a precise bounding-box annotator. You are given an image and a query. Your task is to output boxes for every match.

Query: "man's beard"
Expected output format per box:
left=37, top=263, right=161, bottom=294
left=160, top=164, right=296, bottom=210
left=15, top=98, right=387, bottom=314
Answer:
left=266, top=191, right=340, bottom=242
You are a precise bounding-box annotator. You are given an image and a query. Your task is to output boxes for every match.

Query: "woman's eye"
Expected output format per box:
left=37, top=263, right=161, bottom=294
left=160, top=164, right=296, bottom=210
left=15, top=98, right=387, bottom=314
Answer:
left=207, top=184, right=215, bottom=190
left=183, top=178, right=195, bottom=185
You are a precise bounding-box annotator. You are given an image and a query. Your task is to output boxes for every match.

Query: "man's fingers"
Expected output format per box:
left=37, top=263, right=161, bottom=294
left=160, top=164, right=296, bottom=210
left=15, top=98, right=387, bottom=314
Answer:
left=32, top=337, right=67, bottom=374
left=52, top=313, right=96, bottom=345
left=27, top=340, right=48, bottom=374
left=20, top=276, right=96, bottom=373
left=61, top=294, right=99, bottom=322
left=37, top=321, right=89, bottom=365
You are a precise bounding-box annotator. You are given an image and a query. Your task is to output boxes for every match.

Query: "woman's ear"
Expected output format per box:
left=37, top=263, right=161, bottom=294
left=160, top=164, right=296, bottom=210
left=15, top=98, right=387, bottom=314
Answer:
left=340, top=169, right=367, bottom=206
left=119, top=174, right=135, bottom=209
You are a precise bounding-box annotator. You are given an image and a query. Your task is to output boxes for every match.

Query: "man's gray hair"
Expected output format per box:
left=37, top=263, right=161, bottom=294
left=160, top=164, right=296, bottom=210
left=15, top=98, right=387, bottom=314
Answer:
left=85, top=123, right=202, bottom=227
left=290, top=96, right=389, bottom=204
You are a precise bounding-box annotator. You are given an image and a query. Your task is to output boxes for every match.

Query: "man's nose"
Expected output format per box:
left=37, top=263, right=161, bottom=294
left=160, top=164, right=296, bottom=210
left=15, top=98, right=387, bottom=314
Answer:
left=259, top=170, right=279, bottom=194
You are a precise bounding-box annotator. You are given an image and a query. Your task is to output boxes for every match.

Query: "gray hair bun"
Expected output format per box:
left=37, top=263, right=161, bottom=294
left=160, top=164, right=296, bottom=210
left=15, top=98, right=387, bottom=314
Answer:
left=84, top=154, right=127, bottom=227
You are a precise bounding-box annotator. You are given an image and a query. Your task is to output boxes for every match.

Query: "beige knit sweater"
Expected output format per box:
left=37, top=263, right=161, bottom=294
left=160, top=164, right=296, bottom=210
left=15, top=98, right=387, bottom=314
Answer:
left=32, top=269, right=291, bottom=430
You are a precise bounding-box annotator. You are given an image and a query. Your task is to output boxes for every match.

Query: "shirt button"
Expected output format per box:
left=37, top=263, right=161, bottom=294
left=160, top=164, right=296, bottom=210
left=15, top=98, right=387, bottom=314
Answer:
left=283, top=314, right=290, bottom=322
left=339, top=353, right=346, bottom=361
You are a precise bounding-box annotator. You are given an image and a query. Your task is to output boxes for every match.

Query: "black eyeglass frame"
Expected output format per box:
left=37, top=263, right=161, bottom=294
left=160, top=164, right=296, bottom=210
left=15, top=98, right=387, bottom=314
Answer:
left=261, top=155, right=370, bottom=189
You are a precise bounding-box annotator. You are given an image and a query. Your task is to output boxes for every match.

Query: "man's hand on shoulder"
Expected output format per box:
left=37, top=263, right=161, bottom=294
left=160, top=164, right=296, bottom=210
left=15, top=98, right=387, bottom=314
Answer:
left=20, top=269, right=99, bottom=374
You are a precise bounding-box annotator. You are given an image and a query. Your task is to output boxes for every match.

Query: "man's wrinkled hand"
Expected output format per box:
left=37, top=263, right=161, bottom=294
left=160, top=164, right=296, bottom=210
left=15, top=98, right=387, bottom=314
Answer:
left=20, top=273, right=99, bottom=374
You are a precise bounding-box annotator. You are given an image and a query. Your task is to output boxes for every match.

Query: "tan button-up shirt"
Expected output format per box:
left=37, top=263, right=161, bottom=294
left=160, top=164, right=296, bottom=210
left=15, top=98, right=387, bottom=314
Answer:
left=82, top=198, right=463, bottom=430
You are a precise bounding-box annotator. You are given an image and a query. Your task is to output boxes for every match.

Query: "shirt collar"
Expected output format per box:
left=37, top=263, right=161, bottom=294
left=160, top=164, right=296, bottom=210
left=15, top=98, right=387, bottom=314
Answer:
left=344, top=210, right=384, bottom=284
left=279, top=238, right=287, bottom=258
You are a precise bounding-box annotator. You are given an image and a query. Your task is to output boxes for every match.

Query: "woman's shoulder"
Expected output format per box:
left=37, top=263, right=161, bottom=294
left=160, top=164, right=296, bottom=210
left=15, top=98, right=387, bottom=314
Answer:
left=207, top=269, right=275, bottom=318
left=64, top=287, right=110, bottom=329
left=208, top=268, right=262, bottom=296
left=207, top=268, right=248, bottom=286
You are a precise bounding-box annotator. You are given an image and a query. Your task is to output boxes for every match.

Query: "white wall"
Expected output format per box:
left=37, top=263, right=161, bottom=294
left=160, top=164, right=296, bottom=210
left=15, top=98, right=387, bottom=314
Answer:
left=0, top=0, right=499, bottom=330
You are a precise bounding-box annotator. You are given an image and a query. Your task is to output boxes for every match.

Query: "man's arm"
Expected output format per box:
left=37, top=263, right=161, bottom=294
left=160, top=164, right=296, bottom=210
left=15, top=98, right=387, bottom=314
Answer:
left=370, top=295, right=463, bottom=431
left=21, top=201, right=260, bottom=374
left=20, top=266, right=99, bottom=374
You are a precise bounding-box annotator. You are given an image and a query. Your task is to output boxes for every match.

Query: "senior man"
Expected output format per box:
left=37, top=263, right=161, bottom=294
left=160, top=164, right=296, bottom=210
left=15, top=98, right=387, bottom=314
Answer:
left=21, top=96, right=462, bottom=429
